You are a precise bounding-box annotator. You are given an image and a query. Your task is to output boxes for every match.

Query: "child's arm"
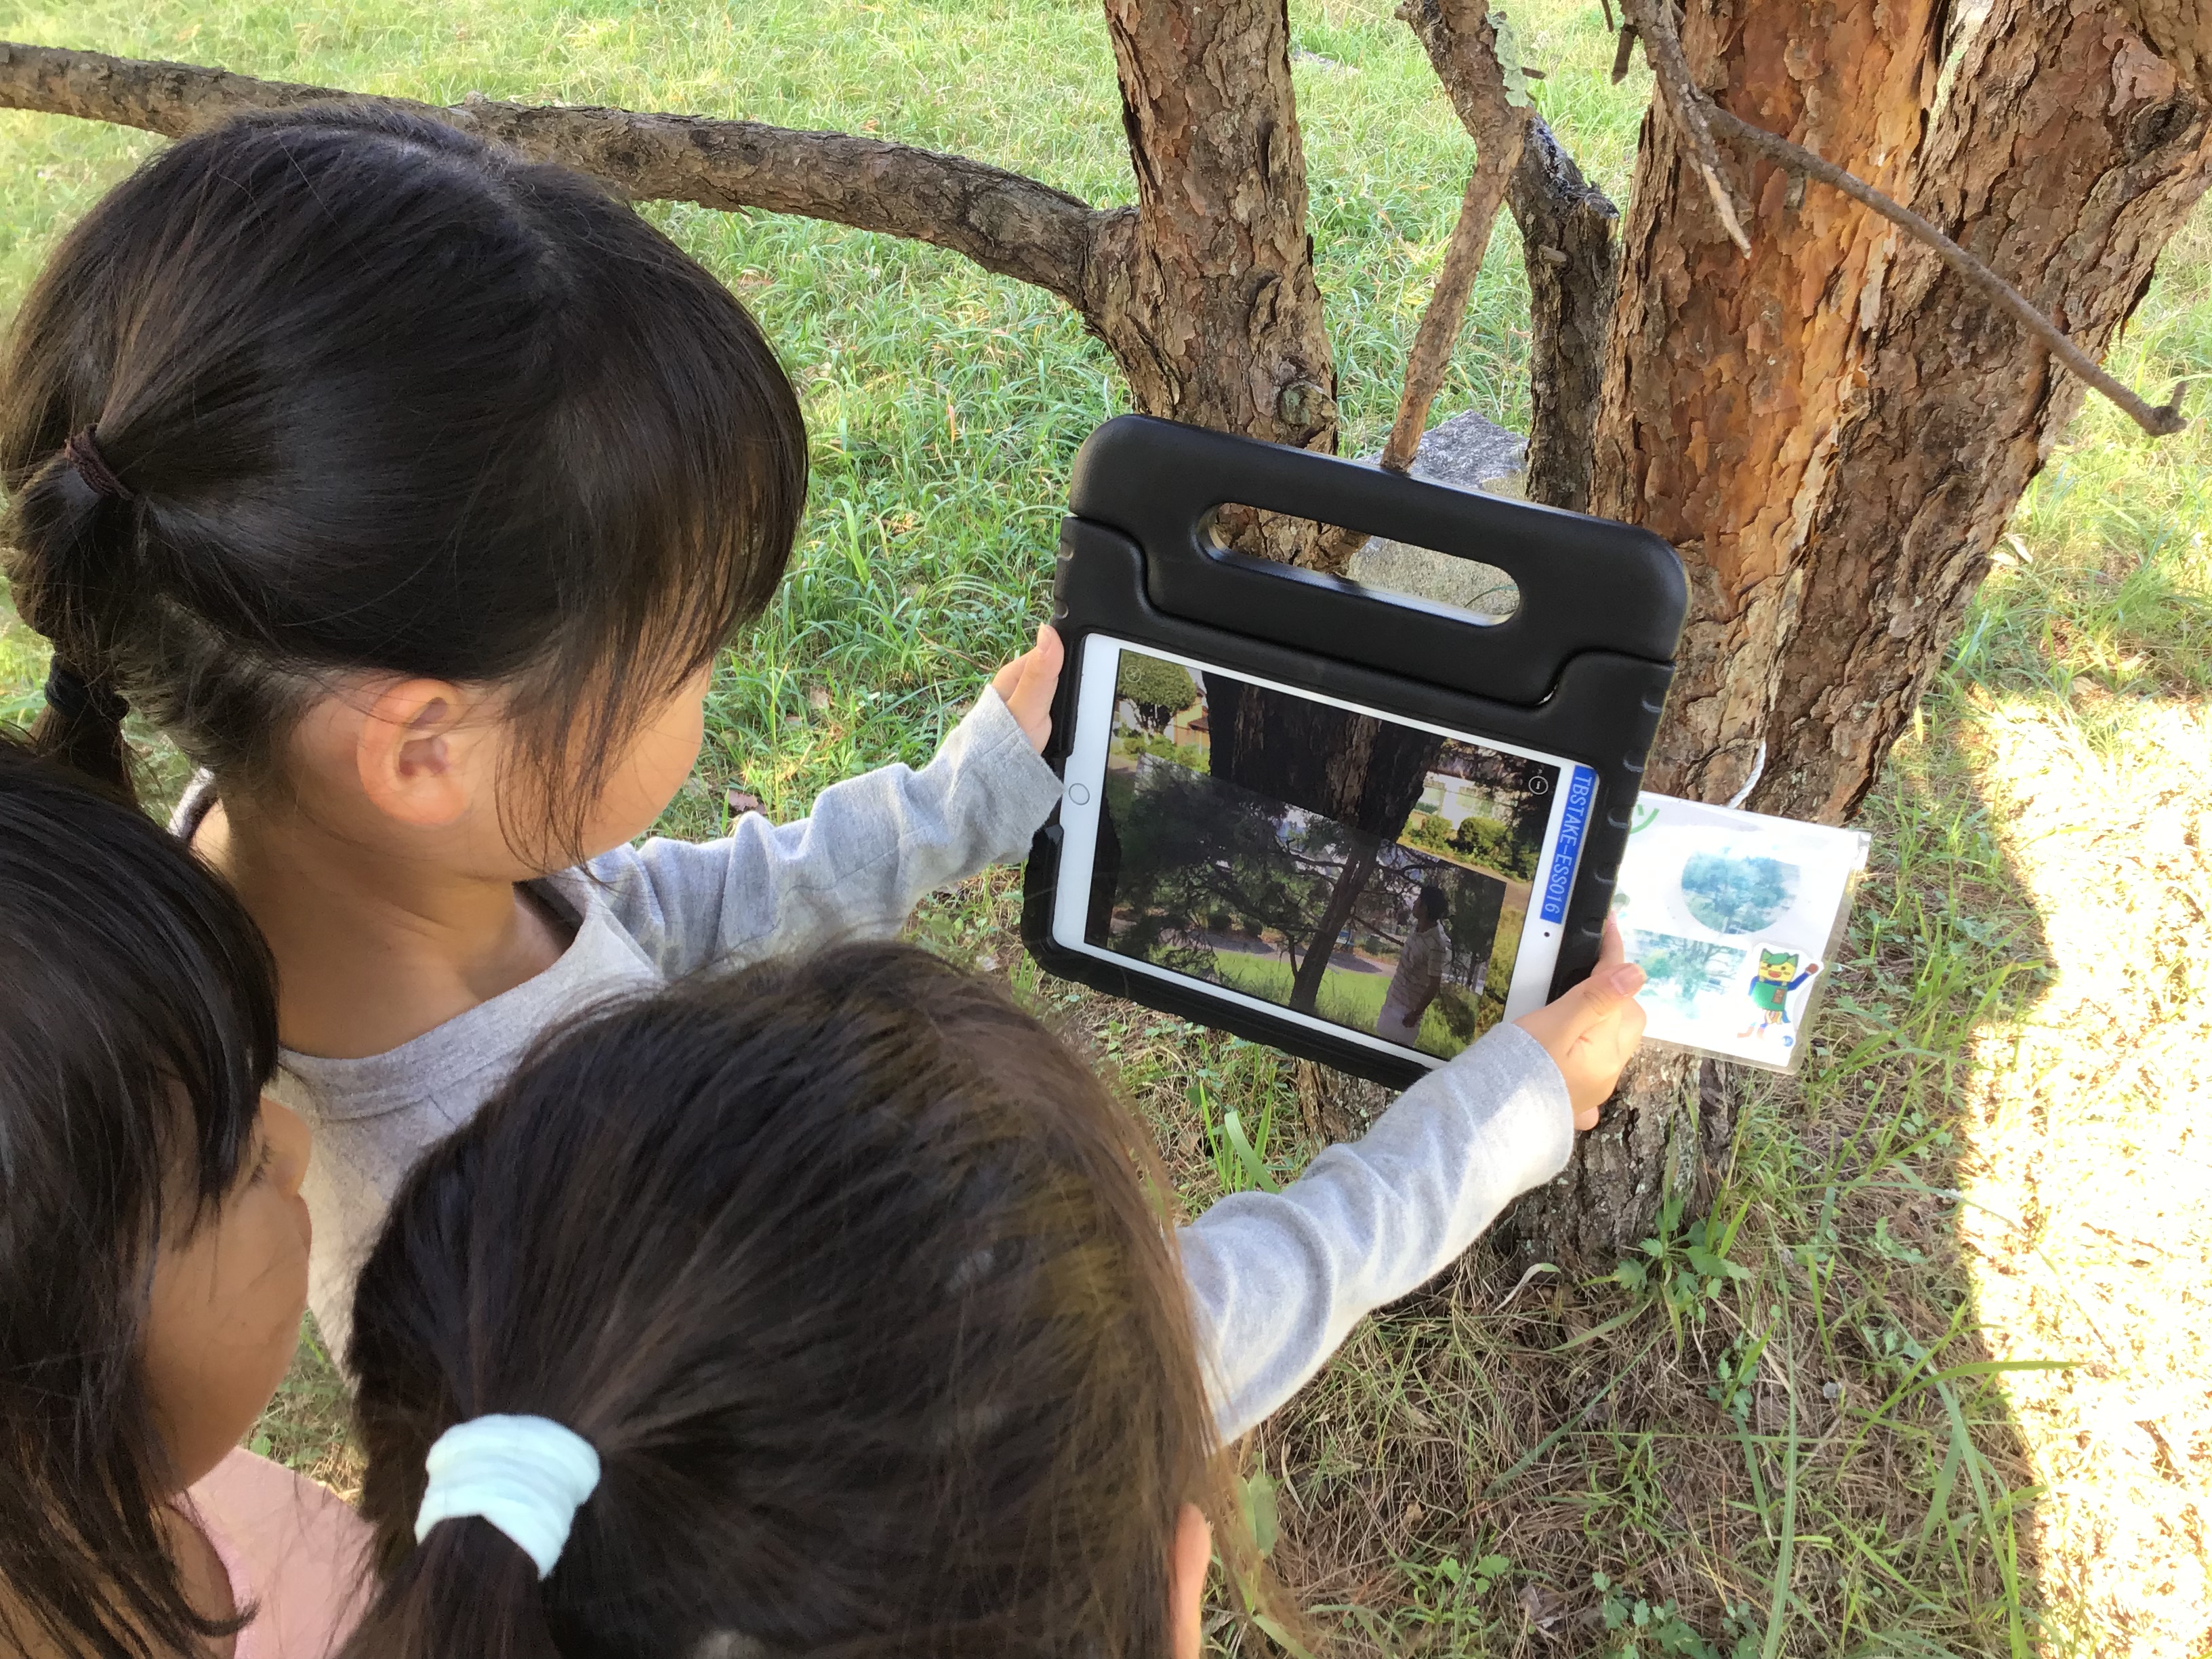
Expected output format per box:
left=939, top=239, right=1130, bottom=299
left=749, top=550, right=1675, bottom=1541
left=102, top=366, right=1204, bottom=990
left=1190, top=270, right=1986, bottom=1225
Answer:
left=1181, top=928, right=1644, bottom=1443
left=591, top=631, right=1065, bottom=977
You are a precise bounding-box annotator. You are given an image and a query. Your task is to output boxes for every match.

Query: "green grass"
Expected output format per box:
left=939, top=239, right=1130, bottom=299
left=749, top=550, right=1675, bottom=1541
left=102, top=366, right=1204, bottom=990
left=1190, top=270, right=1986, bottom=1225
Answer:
left=1, top=0, right=2207, bottom=1651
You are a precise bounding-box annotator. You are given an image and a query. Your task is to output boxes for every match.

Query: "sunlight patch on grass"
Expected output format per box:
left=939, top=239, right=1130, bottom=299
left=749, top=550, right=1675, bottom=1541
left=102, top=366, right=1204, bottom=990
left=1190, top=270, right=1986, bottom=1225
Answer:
left=1942, top=684, right=2212, bottom=1657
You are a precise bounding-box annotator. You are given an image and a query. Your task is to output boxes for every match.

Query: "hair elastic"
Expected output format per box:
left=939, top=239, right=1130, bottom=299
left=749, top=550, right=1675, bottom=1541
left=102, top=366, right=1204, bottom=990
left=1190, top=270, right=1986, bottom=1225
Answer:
left=413, top=1414, right=602, bottom=1579
left=62, top=428, right=132, bottom=501
left=42, top=660, right=129, bottom=727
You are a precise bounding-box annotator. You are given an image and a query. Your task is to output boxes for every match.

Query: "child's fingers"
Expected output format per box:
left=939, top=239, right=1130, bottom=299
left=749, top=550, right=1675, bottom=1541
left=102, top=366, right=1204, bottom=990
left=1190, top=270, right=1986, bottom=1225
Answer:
left=1556, top=944, right=1645, bottom=1042
left=996, top=625, right=1064, bottom=753
left=1574, top=1101, right=1603, bottom=1132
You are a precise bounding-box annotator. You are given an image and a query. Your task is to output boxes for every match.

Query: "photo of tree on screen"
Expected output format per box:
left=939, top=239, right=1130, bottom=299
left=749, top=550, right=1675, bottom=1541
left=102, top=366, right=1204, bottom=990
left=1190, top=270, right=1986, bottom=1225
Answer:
left=1086, top=648, right=1559, bottom=1059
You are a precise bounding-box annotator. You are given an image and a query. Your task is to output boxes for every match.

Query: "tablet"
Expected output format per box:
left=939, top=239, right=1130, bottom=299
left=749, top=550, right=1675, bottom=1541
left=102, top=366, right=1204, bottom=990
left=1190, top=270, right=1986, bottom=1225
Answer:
left=1048, top=634, right=1597, bottom=1070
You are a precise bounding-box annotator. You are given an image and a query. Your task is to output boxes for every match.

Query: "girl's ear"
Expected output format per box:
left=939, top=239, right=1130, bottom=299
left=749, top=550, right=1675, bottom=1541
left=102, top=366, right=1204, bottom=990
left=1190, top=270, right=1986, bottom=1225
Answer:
left=351, top=678, right=489, bottom=830
left=1170, top=1502, right=1212, bottom=1659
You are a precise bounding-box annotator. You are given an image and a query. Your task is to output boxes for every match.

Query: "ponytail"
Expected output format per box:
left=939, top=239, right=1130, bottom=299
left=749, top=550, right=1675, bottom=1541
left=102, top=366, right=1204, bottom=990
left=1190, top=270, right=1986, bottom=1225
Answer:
left=9, top=430, right=139, bottom=803
left=342, top=1521, right=562, bottom=1659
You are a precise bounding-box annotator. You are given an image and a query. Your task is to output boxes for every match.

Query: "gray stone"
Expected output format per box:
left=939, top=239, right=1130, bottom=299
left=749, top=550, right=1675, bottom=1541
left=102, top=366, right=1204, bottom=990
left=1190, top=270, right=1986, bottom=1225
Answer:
left=1347, top=409, right=1525, bottom=619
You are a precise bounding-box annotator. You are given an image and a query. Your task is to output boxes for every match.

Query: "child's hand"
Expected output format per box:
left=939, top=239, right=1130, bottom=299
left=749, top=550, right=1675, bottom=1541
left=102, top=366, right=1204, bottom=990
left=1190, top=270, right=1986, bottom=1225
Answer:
left=1514, top=919, right=1647, bottom=1130
left=991, top=625, right=1065, bottom=754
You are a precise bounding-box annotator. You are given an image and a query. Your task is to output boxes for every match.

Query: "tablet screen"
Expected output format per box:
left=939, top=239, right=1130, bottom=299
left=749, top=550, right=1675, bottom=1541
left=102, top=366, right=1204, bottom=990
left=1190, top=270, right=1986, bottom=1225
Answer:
left=1050, top=638, right=1593, bottom=1067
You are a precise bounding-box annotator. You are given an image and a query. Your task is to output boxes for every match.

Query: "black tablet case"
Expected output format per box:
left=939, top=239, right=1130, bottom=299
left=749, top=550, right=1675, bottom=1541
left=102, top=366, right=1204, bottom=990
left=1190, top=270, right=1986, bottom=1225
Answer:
left=1021, top=415, right=1687, bottom=1088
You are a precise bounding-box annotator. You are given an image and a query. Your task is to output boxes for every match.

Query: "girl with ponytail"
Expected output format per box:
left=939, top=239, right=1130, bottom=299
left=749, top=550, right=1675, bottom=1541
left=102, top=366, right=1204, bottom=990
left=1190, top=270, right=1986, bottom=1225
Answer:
left=0, top=103, right=1069, bottom=1366
left=340, top=944, right=1248, bottom=1659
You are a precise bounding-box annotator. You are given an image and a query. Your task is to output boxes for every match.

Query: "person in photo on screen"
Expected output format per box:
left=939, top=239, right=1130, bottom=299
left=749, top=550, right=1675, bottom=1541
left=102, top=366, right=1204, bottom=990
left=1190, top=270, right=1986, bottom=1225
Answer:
left=1376, top=884, right=1451, bottom=1048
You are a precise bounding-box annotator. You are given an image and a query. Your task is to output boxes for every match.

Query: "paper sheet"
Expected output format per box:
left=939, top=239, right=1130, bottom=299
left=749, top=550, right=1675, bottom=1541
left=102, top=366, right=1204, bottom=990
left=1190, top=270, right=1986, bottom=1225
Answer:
left=1612, top=793, right=1870, bottom=1072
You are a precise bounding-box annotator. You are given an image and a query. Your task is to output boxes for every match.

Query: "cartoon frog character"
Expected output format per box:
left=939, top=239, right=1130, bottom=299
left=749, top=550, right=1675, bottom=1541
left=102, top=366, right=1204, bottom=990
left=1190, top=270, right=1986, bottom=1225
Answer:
left=1740, top=948, right=1820, bottom=1042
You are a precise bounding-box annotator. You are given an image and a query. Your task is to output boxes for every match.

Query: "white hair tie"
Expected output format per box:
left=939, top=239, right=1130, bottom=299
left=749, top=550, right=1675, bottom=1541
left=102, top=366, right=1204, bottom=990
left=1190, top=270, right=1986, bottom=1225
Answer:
left=413, top=1414, right=602, bottom=1579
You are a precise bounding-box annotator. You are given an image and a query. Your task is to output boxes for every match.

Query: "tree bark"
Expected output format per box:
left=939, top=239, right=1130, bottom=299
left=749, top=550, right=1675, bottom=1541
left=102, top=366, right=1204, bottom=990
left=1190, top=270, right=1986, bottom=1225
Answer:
left=1592, top=0, right=1946, bottom=807
left=1501, top=0, right=1948, bottom=1267
left=1507, top=119, right=1620, bottom=512
left=1095, top=0, right=1340, bottom=523
left=1750, top=0, right=2212, bottom=819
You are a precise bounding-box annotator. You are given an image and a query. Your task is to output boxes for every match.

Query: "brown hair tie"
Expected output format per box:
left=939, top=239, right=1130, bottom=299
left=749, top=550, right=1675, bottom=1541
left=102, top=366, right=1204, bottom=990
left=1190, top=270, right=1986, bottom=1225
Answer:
left=62, top=428, right=132, bottom=501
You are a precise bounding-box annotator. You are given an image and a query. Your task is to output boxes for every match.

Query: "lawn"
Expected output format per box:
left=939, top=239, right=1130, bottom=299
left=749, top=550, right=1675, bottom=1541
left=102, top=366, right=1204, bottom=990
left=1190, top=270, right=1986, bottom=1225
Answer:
left=0, top=0, right=2207, bottom=1652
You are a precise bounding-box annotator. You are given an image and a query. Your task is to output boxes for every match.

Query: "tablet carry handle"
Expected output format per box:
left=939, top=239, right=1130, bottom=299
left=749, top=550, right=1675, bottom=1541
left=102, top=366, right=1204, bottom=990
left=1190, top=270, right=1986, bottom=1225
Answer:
left=1064, top=415, right=1685, bottom=708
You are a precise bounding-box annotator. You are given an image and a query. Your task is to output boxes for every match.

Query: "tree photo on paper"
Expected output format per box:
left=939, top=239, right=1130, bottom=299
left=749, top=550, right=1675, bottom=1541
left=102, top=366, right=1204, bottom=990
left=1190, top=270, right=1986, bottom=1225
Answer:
left=1678, top=849, right=1799, bottom=935
left=1624, top=929, right=1748, bottom=1018
left=1090, top=649, right=1553, bottom=1059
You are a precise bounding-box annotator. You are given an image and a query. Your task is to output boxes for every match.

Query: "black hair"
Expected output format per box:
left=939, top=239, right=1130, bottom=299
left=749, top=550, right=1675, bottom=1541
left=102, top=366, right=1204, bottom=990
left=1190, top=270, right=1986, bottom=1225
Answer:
left=1417, top=884, right=1448, bottom=922
left=0, top=103, right=806, bottom=857
left=342, top=944, right=1263, bottom=1659
left=0, top=734, right=279, bottom=1658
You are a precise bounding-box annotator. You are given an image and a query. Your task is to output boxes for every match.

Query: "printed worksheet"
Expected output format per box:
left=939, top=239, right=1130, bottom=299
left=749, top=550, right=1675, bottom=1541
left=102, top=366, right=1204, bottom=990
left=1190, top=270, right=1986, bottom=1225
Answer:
left=1612, top=794, right=1870, bottom=1072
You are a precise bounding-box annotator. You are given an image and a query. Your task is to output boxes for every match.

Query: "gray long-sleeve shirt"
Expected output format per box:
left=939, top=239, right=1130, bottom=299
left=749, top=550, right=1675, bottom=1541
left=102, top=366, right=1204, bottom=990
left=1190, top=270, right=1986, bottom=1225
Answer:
left=177, top=688, right=1572, bottom=1439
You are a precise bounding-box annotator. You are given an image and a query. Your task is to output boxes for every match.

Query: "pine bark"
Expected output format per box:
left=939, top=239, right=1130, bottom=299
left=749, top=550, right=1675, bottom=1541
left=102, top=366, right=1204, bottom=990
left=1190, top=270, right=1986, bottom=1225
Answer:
left=1591, top=0, right=1947, bottom=807
left=1750, top=0, right=2212, bottom=819
left=1095, top=0, right=1339, bottom=476
left=1504, top=0, right=1948, bottom=1265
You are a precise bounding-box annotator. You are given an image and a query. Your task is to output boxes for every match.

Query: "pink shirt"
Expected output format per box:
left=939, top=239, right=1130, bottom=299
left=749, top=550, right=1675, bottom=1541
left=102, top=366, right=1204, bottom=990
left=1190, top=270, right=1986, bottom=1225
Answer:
left=182, top=1448, right=371, bottom=1658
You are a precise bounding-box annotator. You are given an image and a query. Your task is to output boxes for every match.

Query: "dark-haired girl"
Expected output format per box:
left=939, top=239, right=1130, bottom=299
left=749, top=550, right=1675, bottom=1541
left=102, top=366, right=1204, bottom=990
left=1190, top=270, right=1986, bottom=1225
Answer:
left=334, top=944, right=1275, bottom=1659
left=336, top=939, right=1641, bottom=1658
left=0, top=737, right=367, bottom=1658
left=0, top=104, right=1065, bottom=1363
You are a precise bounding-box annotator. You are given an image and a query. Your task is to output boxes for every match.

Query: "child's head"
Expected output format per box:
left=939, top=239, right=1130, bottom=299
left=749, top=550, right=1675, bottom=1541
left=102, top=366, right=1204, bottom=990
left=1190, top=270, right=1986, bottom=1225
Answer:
left=1416, top=884, right=1448, bottom=926
left=1, top=104, right=806, bottom=865
left=0, top=737, right=310, bottom=1656
left=343, top=944, right=1235, bottom=1659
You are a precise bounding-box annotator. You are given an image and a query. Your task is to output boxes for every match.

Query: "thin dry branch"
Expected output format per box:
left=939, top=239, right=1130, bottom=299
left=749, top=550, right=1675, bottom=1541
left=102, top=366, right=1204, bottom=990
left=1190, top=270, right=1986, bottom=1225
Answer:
left=1380, top=129, right=1528, bottom=474
left=1299, top=0, right=1529, bottom=575
left=1381, top=0, right=1530, bottom=473
left=1704, top=100, right=2189, bottom=436
left=1405, top=0, right=1620, bottom=512
left=1615, top=0, right=1749, bottom=252
left=1612, top=2, right=2187, bottom=436
left=0, top=41, right=1108, bottom=314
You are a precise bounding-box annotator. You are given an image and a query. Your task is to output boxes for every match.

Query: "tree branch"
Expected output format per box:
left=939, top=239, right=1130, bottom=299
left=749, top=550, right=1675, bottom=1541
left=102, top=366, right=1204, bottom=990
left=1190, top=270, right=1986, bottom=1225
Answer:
left=1504, top=117, right=1620, bottom=512
left=1615, top=0, right=1750, bottom=252
left=1380, top=121, right=1526, bottom=476
left=1613, top=2, right=2188, bottom=436
left=1380, top=0, right=1528, bottom=475
left=1399, top=0, right=1620, bottom=512
left=0, top=40, right=1109, bottom=316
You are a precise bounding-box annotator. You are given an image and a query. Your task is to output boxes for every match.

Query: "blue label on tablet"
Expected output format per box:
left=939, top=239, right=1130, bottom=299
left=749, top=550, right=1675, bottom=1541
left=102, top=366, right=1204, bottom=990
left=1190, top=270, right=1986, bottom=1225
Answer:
left=1538, top=766, right=1595, bottom=924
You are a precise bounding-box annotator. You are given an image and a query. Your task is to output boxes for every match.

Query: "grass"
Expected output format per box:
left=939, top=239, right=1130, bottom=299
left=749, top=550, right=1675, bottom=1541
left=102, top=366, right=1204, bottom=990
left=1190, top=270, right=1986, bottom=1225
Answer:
left=0, top=0, right=2207, bottom=1651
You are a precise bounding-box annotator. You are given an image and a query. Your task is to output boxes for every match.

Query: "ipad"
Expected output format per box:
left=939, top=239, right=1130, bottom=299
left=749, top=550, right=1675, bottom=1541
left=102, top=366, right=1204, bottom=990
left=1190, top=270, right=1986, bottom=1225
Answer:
left=1049, top=635, right=1597, bottom=1070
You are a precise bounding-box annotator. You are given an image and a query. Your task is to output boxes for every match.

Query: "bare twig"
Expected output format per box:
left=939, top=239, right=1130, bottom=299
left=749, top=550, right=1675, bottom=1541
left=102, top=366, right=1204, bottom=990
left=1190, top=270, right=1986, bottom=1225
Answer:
left=1704, top=102, right=2188, bottom=436
left=1381, top=0, right=1530, bottom=474
left=1300, top=1, right=1529, bottom=575
left=1616, top=0, right=1749, bottom=252
left=1405, top=0, right=1619, bottom=512
left=1380, top=129, right=1527, bottom=474
left=1612, top=3, right=2186, bottom=437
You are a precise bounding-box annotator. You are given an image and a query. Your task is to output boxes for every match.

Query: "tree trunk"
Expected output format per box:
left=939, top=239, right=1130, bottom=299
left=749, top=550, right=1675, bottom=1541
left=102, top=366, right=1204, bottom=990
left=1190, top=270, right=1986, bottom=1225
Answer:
left=1508, top=117, right=1621, bottom=512
left=1592, top=0, right=1946, bottom=806
left=1504, top=0, right=1947, bottom=1265
left=1750, top=0, right=2212, bottom=820
left=1288, top=836, right=1381, bottom=1014
left=1094, top=0, right=1340, bottom=565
